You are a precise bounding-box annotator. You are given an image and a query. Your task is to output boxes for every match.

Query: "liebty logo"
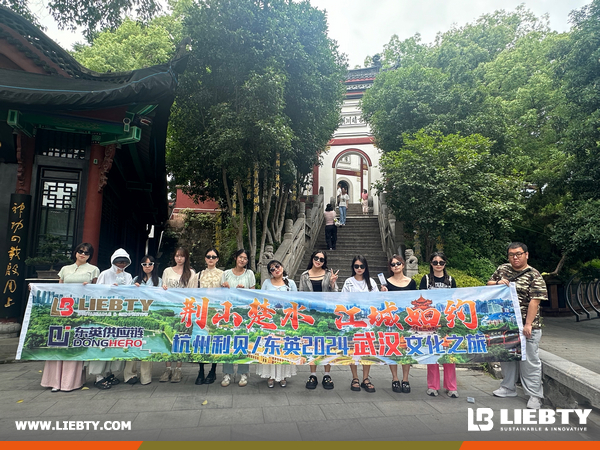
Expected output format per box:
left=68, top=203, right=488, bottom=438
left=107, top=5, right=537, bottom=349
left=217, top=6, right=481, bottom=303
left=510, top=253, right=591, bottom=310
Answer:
left=468, top=408, right=494, bottom=431
left=468, top=408, right=592, bottom=432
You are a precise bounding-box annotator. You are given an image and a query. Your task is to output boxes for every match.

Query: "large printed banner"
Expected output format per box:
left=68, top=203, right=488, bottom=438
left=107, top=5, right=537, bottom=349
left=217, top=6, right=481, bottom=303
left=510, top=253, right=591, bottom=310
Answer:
left=17, top=283, right=525, bottom=364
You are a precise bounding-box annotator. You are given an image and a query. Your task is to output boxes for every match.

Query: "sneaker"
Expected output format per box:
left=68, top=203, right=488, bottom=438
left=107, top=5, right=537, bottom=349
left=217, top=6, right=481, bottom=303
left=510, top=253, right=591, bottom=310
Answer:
left=305, top=375, right=318, bottom=389
left=221, top=374, right=231, bottom=387
left=447, top=390, right=459, bottom=398
left=527, top=396, right=542, bottom=409
left=159, top=369, right=171, bottom=382
left=238, top=373, right=248, bottom=387
left=427, top=388, right=439, bottom=397
left=401, top=381, right=411, bottom=393
left=493, top=386, right=517, bottom=398
left=170, top=367, right=182, bottom=383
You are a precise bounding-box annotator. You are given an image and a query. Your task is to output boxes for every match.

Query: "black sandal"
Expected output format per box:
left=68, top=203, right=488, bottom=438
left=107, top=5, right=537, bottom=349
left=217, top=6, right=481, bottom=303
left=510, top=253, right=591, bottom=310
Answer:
left=360, top=378, right=376, bottom=393
left=392, top=380, right=401, bottom=393
left=94, top=378, right=111, bottom=390
left=350, top=378, right=361, bottom=391
left=105, top=374, right=120, bottom=385
left=401, top=381, right=411, bottom=393
left=322, top=374, right=334, bottom=390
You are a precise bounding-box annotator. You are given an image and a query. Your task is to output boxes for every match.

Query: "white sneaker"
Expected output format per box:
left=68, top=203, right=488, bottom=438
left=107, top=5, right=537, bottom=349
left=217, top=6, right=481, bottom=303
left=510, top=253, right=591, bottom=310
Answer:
left=493, top=386, right=517, bottom=397
left=238, top=373, right=248, bottom=387
left=427, top=388, right=439, bottom=397
left=447, top=390, right=459, bottom=398
left=527, top=396, right=542, bottom=409
left=221, top=374, right=231, bottom=387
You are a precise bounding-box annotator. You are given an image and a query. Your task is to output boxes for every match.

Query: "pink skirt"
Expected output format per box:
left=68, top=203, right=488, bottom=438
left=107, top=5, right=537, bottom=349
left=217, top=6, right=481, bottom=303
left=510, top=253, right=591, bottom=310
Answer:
left=41, top=360, right=85, bottom=391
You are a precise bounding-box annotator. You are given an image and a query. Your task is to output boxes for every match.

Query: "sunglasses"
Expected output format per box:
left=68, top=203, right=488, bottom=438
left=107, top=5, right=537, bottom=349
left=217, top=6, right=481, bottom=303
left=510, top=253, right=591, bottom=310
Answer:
left=508, top=252, right=525, bottom=259
left=390, top=262, right=403, bottom=267
left=205, top=255, right=218, bottom=259
left=141, top=262, right=155, bottom=267
left=354, top=264, right=365, bottom=270
left=313, top=256, right=325, bottom=263
left=431, top=261, right=446, bottom=266
left=77, top=250, right=90, bottom=255
left=269, top=263, right=282, bottom=273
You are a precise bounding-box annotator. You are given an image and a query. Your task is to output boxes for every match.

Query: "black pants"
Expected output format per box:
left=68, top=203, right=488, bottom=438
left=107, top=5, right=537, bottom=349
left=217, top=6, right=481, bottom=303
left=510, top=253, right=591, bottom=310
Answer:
left=325, top=225, right=337, bottom=250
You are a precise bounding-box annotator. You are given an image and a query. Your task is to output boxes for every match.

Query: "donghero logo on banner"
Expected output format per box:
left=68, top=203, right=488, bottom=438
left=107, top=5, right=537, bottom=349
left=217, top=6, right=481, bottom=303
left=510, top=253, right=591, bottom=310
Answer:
left=468, top=408, right=592, bottom=432
left=18, top=283, right=525, bottom=365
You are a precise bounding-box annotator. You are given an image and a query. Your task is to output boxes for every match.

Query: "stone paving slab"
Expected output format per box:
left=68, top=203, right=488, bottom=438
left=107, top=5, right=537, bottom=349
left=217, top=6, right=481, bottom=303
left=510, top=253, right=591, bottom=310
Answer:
left=1, top=361, right=599, bottom=441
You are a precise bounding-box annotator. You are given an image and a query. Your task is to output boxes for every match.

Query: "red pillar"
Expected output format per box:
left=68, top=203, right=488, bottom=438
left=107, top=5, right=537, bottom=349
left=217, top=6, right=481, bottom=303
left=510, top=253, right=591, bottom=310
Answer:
left=312, top=164, right=319, bottom=195
left=81, top=143, right=106, bottom=266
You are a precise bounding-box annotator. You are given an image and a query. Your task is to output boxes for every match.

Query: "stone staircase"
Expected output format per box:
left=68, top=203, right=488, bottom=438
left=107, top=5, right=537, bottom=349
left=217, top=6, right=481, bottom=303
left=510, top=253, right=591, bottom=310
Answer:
left=295, top=210, right=389, bottom=289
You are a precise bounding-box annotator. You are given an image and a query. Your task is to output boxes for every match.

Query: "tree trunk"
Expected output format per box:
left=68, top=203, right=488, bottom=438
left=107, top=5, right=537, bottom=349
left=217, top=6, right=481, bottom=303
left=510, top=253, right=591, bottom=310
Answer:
left=548, top=253, right=567, bottom=276
left=235, top=179, right=245, bottom=250
left=259, top=176, right=273, bottom=264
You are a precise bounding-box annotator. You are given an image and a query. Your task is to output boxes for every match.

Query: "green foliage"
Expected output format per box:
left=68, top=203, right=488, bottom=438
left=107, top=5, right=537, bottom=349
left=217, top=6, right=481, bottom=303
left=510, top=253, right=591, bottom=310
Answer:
left=24, top=235, right=72, bottom=270
left=71, top=17, right=176, bottom=72
left=377, top=131, right=524, bottom=256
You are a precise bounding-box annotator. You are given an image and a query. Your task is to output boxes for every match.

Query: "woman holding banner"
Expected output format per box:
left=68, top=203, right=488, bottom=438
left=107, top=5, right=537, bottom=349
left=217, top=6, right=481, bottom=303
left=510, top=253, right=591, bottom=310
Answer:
left=342, top=255, right=379, bottom=393
left=257, top=260, right=298, bottom=387
left=381, top=254, right=416, bottom=394
left=41, top=243, right=99, bottom=392
left=122, top=255, right=163, bottom=385
left=159, top=247, right=195, bottom=383
left=189, top=248, right=223, bottom=386
left=299, top=250, right=338, bottom=390
left=419, top=251, right=459, bottom=398
left=88, top=248, right=132, bottom=389
left=220, top=249, right=255, bottom=387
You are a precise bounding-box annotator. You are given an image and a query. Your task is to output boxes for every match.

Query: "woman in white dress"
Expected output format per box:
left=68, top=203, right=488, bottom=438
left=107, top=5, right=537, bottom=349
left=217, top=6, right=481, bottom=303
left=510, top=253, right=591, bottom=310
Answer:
left=188, top=248, right=223, bottom=385
left=159, top=247, right=195, bottom=383
left=342, top=255, right=379, bottom=393
left=257, top=260, right=298, bottom=387
left=41, top=243, right=99, bottom=392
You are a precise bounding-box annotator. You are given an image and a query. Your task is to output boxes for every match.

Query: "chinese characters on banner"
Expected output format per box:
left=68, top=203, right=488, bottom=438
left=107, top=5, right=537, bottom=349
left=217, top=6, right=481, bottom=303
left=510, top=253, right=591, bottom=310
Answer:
left=1, top=194, right=31, bottom=319
left=17, top=283, right=524, bottom=364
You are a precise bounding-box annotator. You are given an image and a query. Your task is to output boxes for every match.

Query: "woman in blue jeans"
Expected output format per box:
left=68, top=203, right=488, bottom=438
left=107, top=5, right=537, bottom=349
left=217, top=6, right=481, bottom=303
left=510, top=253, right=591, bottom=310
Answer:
left=338, top=187, right=349, bottom=225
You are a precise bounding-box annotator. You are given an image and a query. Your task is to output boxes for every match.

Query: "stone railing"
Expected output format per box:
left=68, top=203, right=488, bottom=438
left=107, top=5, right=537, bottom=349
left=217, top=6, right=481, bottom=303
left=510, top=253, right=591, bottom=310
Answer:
left=377, top=192, right=403, bottom=260
left=259, top=188, right=324, bottom=283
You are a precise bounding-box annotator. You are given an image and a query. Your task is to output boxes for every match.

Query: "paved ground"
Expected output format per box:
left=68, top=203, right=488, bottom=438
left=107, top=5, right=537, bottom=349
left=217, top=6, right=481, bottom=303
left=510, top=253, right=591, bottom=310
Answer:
left=540, top=316, right=600, bottom=374
left=1, top=314, right=600, bottom=441
left=1, top=362, right=599, bottom=441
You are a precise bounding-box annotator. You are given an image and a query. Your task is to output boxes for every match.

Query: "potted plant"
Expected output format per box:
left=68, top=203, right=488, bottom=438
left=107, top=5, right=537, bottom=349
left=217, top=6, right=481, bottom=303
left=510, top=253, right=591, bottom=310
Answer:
left=25, top=234, right=72, bottom=279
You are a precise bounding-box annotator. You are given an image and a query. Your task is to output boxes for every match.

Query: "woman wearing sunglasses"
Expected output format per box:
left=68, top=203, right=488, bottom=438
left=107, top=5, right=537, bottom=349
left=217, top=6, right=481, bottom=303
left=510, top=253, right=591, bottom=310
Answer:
left=41, top=243, right=99, bottom=392
left=298, top=251, right=339, bottom=390
left=220, top=249, right=255, bottom=387
left=381, top=254, right=416, bottom=394
left=342, top=255, right=378, bottom=393
left=123, top=255, right=162, bottom=385
left=189, top=248, right=223, bottom=385
left=420, top=251, right=459, bottom=398
left=257, top=260, right=298, bottom=387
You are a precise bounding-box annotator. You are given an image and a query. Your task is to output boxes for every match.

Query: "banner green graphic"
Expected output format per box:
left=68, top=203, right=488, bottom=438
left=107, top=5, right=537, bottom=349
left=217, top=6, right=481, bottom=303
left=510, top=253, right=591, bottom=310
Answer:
left=17, top=283, right=525, bottom=364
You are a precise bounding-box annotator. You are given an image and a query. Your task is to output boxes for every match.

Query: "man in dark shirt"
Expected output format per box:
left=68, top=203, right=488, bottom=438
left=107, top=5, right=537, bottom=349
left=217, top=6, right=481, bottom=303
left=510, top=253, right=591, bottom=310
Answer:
left=487, top=242, right=548, bottom=409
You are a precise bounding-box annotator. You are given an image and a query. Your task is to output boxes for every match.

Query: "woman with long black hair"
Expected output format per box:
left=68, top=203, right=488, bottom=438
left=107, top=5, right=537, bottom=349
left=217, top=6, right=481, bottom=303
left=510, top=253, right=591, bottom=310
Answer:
left=342, top=255, right=378, bottom=393
left=298, top=250, right=339, bottom=390
left=220, top=249, right=255, bottom=387
left=159, top=247, right=195, bottom=383
left=381, top=254, right=416, bottom=393
left=123, top=255, right=162, bottom=385
left=419, top=251, right=458, bottom=398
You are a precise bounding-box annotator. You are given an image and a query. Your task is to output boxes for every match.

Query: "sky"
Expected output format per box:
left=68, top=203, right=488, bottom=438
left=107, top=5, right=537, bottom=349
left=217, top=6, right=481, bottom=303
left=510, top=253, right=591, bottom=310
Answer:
left=34, top=0, right=591, bottom=68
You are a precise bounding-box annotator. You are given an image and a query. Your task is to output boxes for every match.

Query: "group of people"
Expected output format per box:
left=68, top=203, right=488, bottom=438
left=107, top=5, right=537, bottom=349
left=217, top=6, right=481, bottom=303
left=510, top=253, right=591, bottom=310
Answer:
left=39, top=240, right=547, bottom=409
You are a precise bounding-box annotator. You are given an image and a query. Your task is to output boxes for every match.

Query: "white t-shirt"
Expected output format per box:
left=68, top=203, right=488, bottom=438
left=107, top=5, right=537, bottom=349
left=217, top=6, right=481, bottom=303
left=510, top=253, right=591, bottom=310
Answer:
left=342, top=276, right=379, bottom=292
left=339, top=194, right=350, bottom=207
